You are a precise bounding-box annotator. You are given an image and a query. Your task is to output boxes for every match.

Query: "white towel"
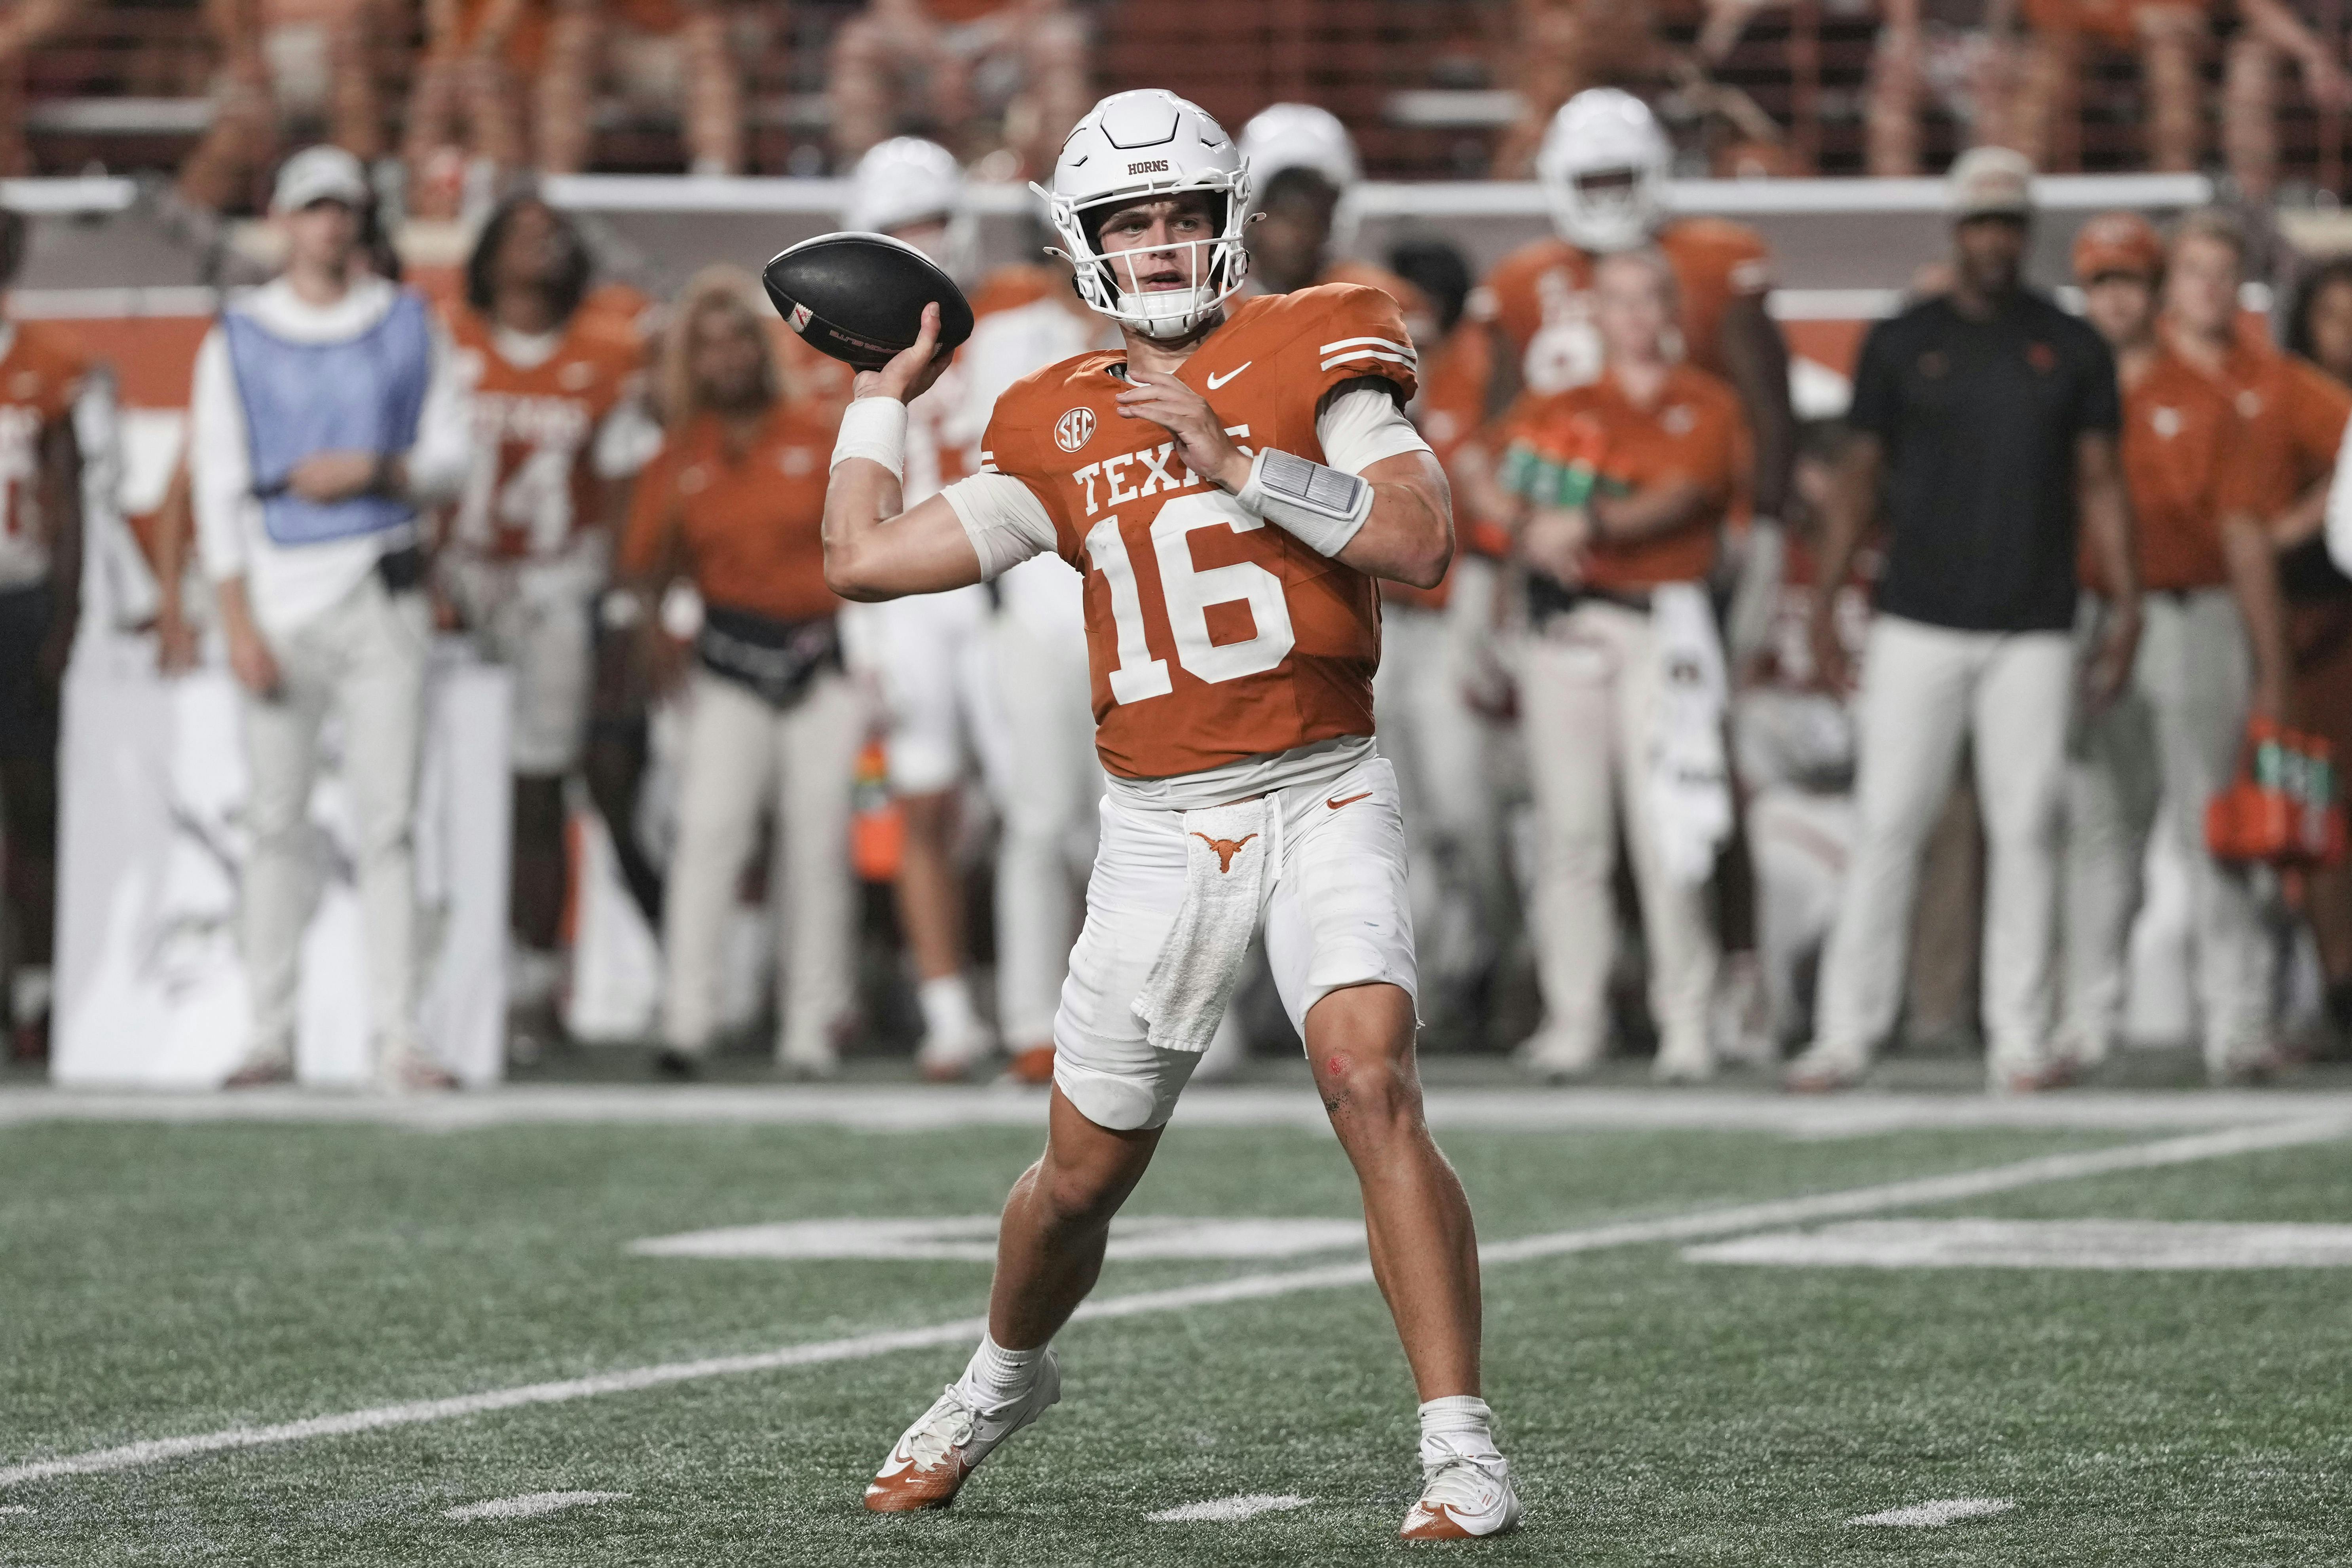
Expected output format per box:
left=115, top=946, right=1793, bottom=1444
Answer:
left=1647, top=583, right=1734, bottom=887
left=1132, top=798, right=1270, bottom=1054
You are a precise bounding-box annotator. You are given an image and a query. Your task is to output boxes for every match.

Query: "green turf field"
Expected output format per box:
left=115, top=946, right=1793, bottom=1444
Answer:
left=3, top=1086, right=2350, bottom=1565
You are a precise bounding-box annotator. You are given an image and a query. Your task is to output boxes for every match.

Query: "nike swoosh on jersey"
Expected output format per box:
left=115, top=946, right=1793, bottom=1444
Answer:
left=1205, top=362, right=1252, bottom=390
left=1327, top=792, right=1372, bottom=810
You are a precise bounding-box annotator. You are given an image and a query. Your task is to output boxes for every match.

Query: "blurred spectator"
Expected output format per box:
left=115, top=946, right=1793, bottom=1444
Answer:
left=178, top=0, right=391, bottom=215
left=400, top=0, right=543, bottom=219
left=2011, top=0, right=2347, bottom=199
left=1498, top=247, right=1746, bottom=1082
left=0, top=0, right=89, bottom=176
left=1783, top=149, right=2137, bottom=1094
left=0, top=208, right=87, bottom=1062
left=619, top=267, right=860, bottom=1078
left=436, top=194, right=657, bottom=1057
left=828, top=0, right=1089, bottom=175
left=537, top=0, right=743, bottom=178
left=190, top=148, right=471, bottom=1090
left=2060, top=211, right=2293, bottom=1081
left=1492, top=0, right=1666, bottom=177
left=2285, top=259, right=2352, bottom=1054
left=835, top=139, right=1002, bottom=1081
left=940, top=247, right=1117, bottom=1085
left=1731, top=421, right=1873, bottom=1048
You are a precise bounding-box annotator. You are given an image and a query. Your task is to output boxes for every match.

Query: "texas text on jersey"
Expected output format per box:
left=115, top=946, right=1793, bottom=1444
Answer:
left=445, top=305, right=645, bottom=561
left=978, top=282, right=1418, bottom=781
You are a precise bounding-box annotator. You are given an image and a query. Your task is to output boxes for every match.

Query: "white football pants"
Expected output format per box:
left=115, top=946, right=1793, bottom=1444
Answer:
left=660, top=668, right=864, bottom=1065
left=1807, top=615, right=2073, bottom=1075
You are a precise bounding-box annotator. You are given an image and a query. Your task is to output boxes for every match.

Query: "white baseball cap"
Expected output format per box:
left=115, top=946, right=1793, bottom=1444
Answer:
left=1948, top=146, right=2034, bottom=220
left=271, top=145, right=369, bottom=214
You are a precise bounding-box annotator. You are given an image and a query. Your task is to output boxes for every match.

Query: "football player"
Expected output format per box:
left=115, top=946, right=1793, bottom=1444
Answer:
left=436, top=193, right=656, bottom=1052
left=0, top=208, right=86, bottom=1062
left=1480, top=87, right=1798, bottom=1064
left=836, top=137, right=1009, bottom=1081
left=824, top=89, right=1520, bottom=1541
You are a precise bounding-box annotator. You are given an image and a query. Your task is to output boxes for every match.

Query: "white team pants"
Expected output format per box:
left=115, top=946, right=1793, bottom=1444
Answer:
left=1373, top=598, right=1507, bottom=985
left=660, top=668, right=864, bottom=1064
left=1809, top=615, right=2073, bottom=1074
left=2062, top=587, right=2271, bottom=1073
left=989, top=608, right=1103, bottom=1050
left=1513, top=602, right=1718, bottom=1066
left=442, top=550, right=599, bottom=776
left=240, top=573, right=430, bottom=1065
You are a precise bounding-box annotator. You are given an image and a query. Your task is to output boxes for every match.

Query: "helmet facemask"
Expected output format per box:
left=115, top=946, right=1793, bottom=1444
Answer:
left=1038, top=174, right=1253, bottom=341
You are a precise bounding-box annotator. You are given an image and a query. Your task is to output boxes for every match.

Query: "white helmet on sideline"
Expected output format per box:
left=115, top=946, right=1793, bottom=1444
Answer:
left=1536, top=88, right=1672, bottom=254
left=845, top=137, right=975, bottom=279
left=1032, top=89, right=1252, bottom=340
left=1238, top=103, right=1359, bottom=193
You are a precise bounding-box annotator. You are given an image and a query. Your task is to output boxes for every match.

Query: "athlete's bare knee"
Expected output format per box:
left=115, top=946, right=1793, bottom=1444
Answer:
left=1033, top=1156, right=1128, bottom=1234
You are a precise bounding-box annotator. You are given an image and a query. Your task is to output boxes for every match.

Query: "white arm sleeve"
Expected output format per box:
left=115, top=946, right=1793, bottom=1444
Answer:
left=189, top=327, right=254, bottom=583
left=403, top=317, right=473, bottom=505
left=2330, top=414, right=2352, bottom=578
left=941, top=471, right=1059, bottom=581
left=1315, top=382, right=1432, bottom=475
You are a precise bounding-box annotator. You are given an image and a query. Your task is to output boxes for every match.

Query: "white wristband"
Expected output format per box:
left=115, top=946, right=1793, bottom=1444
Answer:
left=831, top=396, right=908, bottom=482
left=1231, top=447, right=1373, bottom=558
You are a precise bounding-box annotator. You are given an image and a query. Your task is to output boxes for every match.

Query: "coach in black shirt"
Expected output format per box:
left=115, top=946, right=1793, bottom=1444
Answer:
left=1785, top=146, right=2141, bottom=1095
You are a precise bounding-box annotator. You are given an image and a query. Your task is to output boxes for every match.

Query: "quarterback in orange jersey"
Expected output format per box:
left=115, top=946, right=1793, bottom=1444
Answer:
left=0, top=209, right=87, bottom=1062
left=823, top=90, right=1521, bottom=1541
left=436, top=193, right=658, bottom=1044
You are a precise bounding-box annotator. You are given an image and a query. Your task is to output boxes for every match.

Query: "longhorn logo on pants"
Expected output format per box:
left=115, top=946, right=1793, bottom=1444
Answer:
left=1192, top=833, right=1257, bottom=873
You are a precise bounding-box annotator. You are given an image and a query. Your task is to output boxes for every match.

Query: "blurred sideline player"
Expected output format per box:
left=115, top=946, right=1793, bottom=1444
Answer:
left=435, top=193, right=656, bottom=1054
left=838, top=138, right=1016, bottom=1080
left=1477, top=86, right=1797, bottom=1061
left=1240, top=103, right=1513, bottom=1031
left=941, top=239, right=1121, bottom=1087
left=0, top=209, right=87, bottom=1062
left=827, top=88, right=1519, bottom=1540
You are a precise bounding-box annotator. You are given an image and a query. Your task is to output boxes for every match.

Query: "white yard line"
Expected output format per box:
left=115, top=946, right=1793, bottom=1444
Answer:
left=9, top=1084, right=2351, bottom=1138
left=1850, top=1498, right=2018, bottom=1527
left=1146, top=1493, right=1313, bottom=1523
left=2, top=1116, right=2344, bottom=1490
left=444, top=1490, right=629, bottom=1521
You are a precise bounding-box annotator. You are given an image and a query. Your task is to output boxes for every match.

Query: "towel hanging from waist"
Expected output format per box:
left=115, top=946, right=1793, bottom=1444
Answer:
left=1131, top=797, right=1276, bottom=1054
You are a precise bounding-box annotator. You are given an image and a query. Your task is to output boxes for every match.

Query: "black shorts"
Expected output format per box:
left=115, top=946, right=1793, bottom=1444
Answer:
left=0, top=580, right=58, bottom=764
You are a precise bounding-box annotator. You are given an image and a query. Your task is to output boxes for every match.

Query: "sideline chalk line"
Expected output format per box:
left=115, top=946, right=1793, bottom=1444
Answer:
left=3, top=1114, right=2344, bottom=1490
left=445, top=1490, right=630, bottom=1521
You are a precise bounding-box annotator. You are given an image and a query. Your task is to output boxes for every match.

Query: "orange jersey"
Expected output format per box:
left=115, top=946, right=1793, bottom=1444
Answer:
left=446, top=304, right=647, bottom=560
left=1486, top=218, right=1771, bottom=400
left=0, top=320, right=89, bottom=587
left=981, top=284, right=1419, bottom=780
left=1501, top=362, right=1748, bottom=593
left=2208, top=340, right=2352, bottom=524
left=2098, top=345, right=2245, bottom=593
left=621, top=401, right=839, bottom=624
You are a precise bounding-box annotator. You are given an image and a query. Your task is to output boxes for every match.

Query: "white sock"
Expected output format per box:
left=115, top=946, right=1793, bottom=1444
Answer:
left=1418, top=1395, right=1504, bottom=1473
left=919, top=974, right=980, bottom=1044
left=955, top=1332, right=1045, bottom=1413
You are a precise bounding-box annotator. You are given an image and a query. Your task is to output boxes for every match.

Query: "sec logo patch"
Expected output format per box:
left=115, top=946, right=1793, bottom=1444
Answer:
left=1055, top=406, right=1095, bottom=453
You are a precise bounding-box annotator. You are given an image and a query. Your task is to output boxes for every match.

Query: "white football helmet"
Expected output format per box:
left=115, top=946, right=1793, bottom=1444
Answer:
left=1238, top=103, right=1360, bottom=192
left=845, top=137, right=975, bottom=281
left=1536, top=88, right=1672, bottom=254
left=1033, top=89, right=1252, bottom=340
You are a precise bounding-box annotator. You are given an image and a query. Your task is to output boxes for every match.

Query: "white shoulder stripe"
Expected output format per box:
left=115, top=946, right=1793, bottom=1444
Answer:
left=1320, top=335, right=1417, bottom=361
left=1321, top=349, right=1416, bottom=372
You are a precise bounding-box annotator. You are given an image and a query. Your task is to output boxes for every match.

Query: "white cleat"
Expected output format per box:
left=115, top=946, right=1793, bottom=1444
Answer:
left=1400, top=1456, right=1522, bottom=1540
left=862, top=1352, right=1061, bottom=1511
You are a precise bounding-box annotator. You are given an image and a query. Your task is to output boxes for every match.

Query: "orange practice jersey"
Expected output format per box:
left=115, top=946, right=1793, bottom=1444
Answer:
left=2209, top=338, right=2352, bottom=523
left=445, top=303, right=646, bottom=560
left=981, top=283, right=1419, bottom=780
left=621, top=400, right=840, bottom=624
left=1486, top=218, right=1771, bottom=400
left=2097, top=345, right=2246, bottom=594
left=1501, top=361, right=1748, bottom=593
left=0, top=321, right=89, bottom=587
